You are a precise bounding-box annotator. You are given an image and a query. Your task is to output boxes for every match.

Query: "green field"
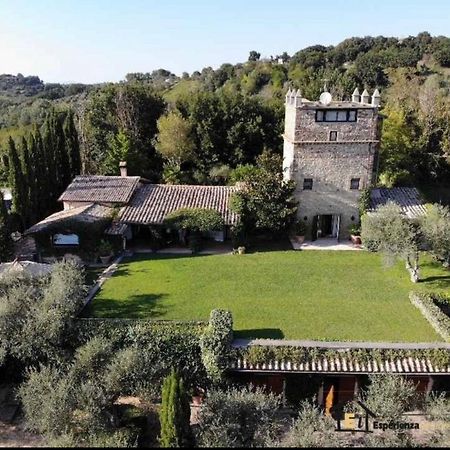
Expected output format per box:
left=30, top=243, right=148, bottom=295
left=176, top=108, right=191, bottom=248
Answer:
left=86, top=251, right=450, bottom=342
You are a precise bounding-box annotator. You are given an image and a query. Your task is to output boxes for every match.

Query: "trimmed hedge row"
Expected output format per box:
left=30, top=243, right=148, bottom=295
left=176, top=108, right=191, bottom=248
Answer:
left=410, top=292, right=450, bottom=342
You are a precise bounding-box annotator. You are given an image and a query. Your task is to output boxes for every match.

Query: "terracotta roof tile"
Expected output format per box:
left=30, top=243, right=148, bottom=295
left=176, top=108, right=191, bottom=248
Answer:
left=59, top=176, right=141, bottom=204
left=119, top=184, right=239, bottom=226
left=370, top=187, right=427, bottom=218
left=25, top=204, right=114, bottom=234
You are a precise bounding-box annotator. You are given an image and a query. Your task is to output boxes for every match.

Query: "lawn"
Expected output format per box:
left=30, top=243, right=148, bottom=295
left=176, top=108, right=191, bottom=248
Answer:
left=85, top=251, right=450, bottom=342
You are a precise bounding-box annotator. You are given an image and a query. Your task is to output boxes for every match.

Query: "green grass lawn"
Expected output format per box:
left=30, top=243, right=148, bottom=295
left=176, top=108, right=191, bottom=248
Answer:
left=85, top=251, right=450, bottom=342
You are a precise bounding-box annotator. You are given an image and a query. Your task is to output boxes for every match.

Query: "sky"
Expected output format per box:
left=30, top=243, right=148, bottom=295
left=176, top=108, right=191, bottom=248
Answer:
left=0, top=0, right=449, bottom=84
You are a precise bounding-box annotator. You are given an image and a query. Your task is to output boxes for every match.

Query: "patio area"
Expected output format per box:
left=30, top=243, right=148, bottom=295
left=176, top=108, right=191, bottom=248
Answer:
left=290, top=238, right=362, bottom=251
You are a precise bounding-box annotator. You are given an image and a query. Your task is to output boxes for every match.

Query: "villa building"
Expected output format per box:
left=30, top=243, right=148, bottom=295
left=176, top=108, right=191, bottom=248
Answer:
left=25, top=88, right=427, bottom=253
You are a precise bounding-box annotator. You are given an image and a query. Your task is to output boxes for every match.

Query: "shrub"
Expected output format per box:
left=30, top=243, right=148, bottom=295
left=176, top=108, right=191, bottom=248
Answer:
left=165, top=208, right=224, bottom=253
left=292, top=220, right=307, bottom=236
left=159, top=369, right=193, bottom=448
left=363, top=430, right=415, bottom=448
left=19, top=366, right=76, bottom=436
left=200, top=309, right=233, bottom=383
left=164, top=208, right=224, bottom=233
left=358, top=187, right=372, bottom=217
left=278, top=399, right=339, bottom=448
left=410, top=292, right=450, bottom=341
left=98, top=239, right=114, bottom=257
left=231, top=222, right=248, bottom=248
left=348, top=223, right=361, bottom=236
left=425, top=392, right=450, bottom=421
left=45, top=430, right=138, bottom=448
left=361, top=375, right=417, bottom=420
left=196, top=386, right=283, bottom=448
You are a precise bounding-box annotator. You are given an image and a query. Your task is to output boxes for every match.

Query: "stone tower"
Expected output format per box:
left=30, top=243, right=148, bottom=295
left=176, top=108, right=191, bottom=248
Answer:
left=283, top=88, right=381, bottom=241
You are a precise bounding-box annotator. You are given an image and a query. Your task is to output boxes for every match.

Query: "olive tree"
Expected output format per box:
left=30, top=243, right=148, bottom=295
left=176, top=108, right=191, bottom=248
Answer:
left=0, top=260, right=86, bottom=367
left=196, top=386, right=283, bottom=448
left=361, top=202, right=421, bottom=282
left=422, top=204, right=450, bottom=267
left=278, top=399, right=339, bottom=448
left=361, top=375, right=417, bottom=420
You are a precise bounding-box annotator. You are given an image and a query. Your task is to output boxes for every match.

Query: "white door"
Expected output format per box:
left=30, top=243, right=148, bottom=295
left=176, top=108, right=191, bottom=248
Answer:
left=332, top=215, right=340, bottom=240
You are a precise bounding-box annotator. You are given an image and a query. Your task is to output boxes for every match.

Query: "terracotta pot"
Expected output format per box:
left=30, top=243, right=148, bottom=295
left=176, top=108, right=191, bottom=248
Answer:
left=100, top=254, right=112, bottom=265
left=350, top=235, right=362, bottom=245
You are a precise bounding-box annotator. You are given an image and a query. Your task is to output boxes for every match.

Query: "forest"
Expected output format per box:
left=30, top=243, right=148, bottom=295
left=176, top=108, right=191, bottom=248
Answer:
left=1, top=31, right=450, bottom=228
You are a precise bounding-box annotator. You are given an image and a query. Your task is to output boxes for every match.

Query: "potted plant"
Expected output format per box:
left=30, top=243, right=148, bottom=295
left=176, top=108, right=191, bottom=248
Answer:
left=98, top=240, right=114, bottom=265
left=292, top=220, right=307, bottom=244
left=349, top=224, right=362, bottom=245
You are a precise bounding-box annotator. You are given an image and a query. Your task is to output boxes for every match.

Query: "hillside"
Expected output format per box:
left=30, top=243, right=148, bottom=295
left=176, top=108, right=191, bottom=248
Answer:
left=0, top=32, right=449, bottom=197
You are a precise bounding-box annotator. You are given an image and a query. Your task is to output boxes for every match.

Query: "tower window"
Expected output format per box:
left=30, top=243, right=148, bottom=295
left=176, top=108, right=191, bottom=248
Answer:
left=316, top=109, right=358, bottom=122
left=329, top=131, right=338, bottom=142
left=350, top=178, right=360, bottom=190
left=303, top=178, right=313, bottom=190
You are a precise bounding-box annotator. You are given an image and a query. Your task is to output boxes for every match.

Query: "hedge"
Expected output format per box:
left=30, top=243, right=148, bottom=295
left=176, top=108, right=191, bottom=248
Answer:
left=200, top=309, right=234, bottom=383
left=410, top=292, right=450, bottom=342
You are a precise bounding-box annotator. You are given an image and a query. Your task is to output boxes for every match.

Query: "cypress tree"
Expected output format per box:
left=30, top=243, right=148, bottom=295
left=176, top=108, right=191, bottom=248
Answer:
left=8, top=137, right=27, bottom=229
left=42, top=110, right=70, bottom=213
left=159, top=369, right=193, bottom=448
left=42, top=112, right=58, bottom=209
left=0, top=191, right=13, bottom=262
left=64, top=110, right=81, bottom=178
left=27, top=134, right=41, bottom=224
left=33, top=128, right=50, bottom=219
left=54, top=112, right=71, bottom=191
left=20, top=137, right=33, bottom=226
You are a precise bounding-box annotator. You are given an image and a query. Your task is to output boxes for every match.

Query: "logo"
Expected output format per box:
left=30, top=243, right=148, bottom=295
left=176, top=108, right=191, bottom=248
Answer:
left=331, top=401, right=376, bottom=433
left=331, top=401, right=421, bottom=433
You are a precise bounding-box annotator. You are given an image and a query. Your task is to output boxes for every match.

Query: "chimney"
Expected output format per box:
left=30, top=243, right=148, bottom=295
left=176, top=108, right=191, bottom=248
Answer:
left=372, top=89, right=381, bottom=107
left=361, top=89, right=370, bottom=104
left=119, top=161, right=127, bottom=177
left=352, top=88, right=360, bottom=103
left=285, top=88, right=292, bottom=105
left=294, top=89, right=302, bottom=107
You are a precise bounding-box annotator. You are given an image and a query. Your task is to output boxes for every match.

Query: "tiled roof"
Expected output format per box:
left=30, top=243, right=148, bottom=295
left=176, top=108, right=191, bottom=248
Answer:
left=370, top=187, right=427, bottom=219
left=231, top=354, right=450, bottom=375
left=25, top=204, right=114, bottom=234
left=119, top=184, right=239, bottom=226
left=59, top=176, right=141, bottom=204
left=231, top=340, right=450, bottom=375
left=105, top=222, right=130, bottom=236
left=0, top=261, right=54, bottom=278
